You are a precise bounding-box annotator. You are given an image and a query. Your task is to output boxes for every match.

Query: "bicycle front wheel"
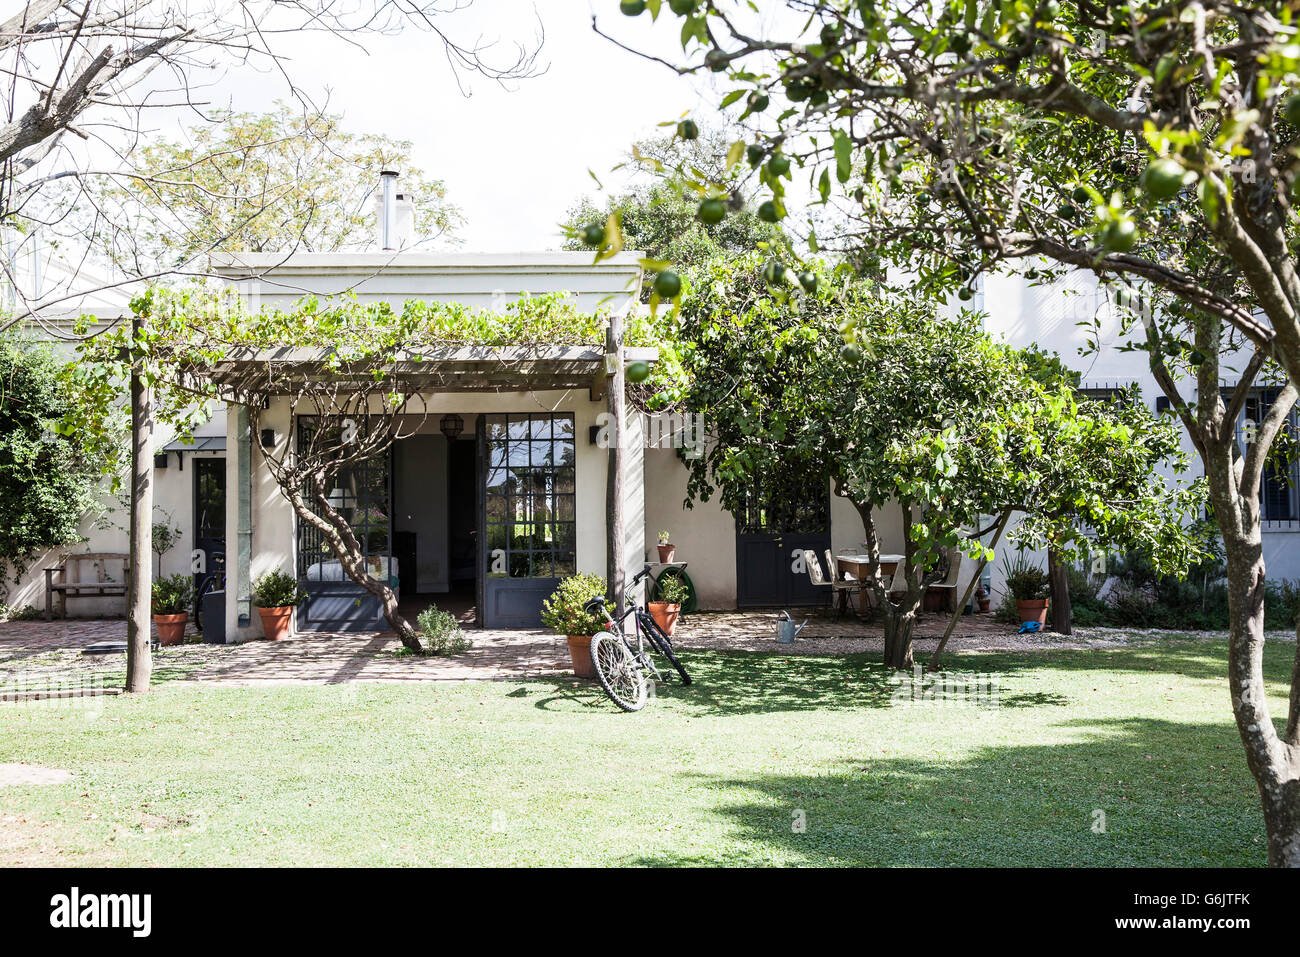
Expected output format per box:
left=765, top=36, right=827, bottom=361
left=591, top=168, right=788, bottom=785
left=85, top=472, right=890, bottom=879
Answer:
left=590, top=632, right=647, bottom=712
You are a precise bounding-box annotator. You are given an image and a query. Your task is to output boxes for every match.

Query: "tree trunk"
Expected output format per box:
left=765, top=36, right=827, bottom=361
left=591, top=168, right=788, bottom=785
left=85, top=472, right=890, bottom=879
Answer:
left=882, top=605, right=916, bottom=669
left=125, top=319, right=153, bottom=693
left=605, top=320, right=626, bottom=617
left=303, top=478, right=423, bottom=653
left=1204, top=454, right=1300, bottom=866
left=1047, top=546, right=1072, bottom=636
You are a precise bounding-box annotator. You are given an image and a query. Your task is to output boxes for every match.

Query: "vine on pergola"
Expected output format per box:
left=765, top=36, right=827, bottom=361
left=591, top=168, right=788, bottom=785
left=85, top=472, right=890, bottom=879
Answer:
left=68, top=286, right=618, bottom=652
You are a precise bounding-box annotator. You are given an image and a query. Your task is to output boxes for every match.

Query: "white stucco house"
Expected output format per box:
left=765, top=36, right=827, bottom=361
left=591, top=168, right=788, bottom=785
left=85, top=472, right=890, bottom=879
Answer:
left=5, top=189, right=1296, bottom=638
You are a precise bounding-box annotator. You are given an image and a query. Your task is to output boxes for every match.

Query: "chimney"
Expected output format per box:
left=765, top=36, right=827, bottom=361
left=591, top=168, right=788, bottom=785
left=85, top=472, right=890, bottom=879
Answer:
left=375, top=170, right=415, bottom=251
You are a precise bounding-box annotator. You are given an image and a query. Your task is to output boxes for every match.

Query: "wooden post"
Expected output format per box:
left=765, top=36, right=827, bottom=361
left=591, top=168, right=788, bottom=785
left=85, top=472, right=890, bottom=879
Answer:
left=927, top=509, right=1012, bottom=672
left=606, top=316, right=626, bottom=617
left=125, top=315, right=154, bottom=693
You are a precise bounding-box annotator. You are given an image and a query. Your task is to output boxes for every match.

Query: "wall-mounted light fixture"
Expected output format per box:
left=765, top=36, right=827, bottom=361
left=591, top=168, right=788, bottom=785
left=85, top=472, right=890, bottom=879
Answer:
left=153, top=453, right=169, bottom=469
left=440, top=414, right=464, bottom=440
left=260, top=429, right=276, bottom=448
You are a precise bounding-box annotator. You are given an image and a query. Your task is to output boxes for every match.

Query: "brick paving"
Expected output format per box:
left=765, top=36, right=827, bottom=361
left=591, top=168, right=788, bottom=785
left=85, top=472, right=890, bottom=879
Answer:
left=0, top=608, right=1166, bottom=688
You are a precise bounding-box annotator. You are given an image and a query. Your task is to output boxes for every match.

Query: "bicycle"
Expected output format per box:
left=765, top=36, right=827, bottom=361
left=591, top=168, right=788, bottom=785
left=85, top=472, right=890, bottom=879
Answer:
left=583, top=564, right=692, bottom=712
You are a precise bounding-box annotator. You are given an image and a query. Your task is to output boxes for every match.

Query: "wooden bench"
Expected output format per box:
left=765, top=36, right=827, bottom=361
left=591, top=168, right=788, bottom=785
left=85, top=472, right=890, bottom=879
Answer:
left=44, top=553, right=130, bottom=620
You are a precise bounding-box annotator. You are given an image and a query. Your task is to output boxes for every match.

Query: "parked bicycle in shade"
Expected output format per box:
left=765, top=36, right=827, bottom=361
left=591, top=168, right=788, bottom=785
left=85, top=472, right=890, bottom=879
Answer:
left=583, top=564, right=691, bottom=712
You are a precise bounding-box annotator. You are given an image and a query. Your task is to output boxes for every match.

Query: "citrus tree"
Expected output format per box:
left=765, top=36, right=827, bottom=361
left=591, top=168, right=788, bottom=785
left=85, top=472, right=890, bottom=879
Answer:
left=675, top=253, right=1201, bottom=668
left=605, top=0, right=1300, bottom=867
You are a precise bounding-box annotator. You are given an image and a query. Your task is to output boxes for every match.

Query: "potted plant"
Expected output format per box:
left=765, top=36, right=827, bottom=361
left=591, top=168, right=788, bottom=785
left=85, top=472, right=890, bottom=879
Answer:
left=151, top=573, right=194, bottom=645
left=252, top=569, right=301, bottom=641
left=657, top=530, right=676, bottom=564
left=648, top=572, right=689, bottom=636
left=976, top=585, right=991, bottom=614
left=1002, top=555, right=1050, bottom=625
left=540, top=573, right=611, bottom=679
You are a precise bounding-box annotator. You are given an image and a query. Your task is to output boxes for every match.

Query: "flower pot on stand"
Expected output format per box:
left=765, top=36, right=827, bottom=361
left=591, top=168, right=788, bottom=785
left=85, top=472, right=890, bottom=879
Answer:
left=1016, top=598, right=1049, bottom=626
left=977, top=597, right=991, bottom=613
left=566, top=635, right=595, bottom=678
left=657, top=543, right=677, bottom=564
left=152, top=613, right=188, bottom=646
left=257, top=605, right=294, bottom=641
left=648, top=601, right=681, bottom=636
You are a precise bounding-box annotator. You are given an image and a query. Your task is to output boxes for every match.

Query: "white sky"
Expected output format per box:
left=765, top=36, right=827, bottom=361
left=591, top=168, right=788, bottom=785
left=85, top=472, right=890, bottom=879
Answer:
left=209, top=0, right=732, bottom=251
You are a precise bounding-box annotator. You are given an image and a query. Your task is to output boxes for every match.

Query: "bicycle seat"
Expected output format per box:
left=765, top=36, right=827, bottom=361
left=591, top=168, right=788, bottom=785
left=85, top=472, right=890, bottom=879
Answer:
left=583, top=596, right=608, bottom=616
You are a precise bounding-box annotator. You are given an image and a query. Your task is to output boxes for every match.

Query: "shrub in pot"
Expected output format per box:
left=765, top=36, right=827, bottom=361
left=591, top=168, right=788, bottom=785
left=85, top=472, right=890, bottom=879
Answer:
left=151, top=573, right=194, bottom=645
left=1002, top=556, right=1050, bottom=626
left=648, top=572, right=689, bottom=636
left=657, top=530, right=676, bottom=564
left=252, top=570, right=301, bottom=641
left=540, top=573, right=611, bottom=678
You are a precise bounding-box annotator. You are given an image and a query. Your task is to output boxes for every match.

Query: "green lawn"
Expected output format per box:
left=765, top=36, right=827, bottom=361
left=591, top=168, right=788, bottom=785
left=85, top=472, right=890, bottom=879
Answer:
left=0, top=638, right=1291, bottom=866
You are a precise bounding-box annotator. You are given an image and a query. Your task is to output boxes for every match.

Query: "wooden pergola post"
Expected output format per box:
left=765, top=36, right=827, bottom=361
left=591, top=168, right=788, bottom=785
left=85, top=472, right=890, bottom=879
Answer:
left=606, top=314, right=626, bottom=617
left=125, top=314, right=154, bottom=693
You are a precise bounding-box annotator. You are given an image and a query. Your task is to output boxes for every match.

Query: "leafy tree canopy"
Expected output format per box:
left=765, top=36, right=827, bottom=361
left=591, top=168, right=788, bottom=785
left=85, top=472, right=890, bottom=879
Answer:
left=91, top=103, right=463, bottom=271
left=0, top=337, right=121, bottom=590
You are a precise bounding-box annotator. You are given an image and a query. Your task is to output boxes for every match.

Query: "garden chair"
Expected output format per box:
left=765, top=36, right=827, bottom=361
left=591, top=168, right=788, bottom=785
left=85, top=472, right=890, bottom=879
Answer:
left=801, top=549, right=858, bottom=620
left=928, top=548, right=963, bottom=612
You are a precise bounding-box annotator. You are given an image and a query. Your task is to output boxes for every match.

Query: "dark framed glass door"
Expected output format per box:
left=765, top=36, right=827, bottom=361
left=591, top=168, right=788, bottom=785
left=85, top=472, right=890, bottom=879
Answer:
left=294, top=415, right=394, bottom=631
left=193, top=457, right=226, bottom=586
left=480, top=412, right=576, bottom=628
left=735, top=476, right=831, bottom=608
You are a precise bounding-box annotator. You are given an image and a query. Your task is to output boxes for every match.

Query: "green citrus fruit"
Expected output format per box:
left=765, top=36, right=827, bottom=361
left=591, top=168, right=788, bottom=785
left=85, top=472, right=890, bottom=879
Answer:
left=767, top=153, right=791, bottom=177
left=1058, top=203, right=1078, bottom=221
left=705, top=49, right=729, bottom=72
left=1110, top=159, right=1127, bottom=176
left=668, top=0, right=696, bottom=14
left=841, top=343, right=862, bottom=363
left=746, top=144, right=765, bottom=167
left=762, top=260, right=786, bottom=285
left=1102, top=217, right=1138, bottom=252
left=1071, top=186, right=1090, bottom=204
left=957, top=286, right=974, bottom=301
left=747, top=90, right=769, bottom=113
left=653, top=270, right=681, bottom=299
left=1141, top=158, right=1186, bottom=199
left=625, top=360, right=651, bottom=383
left=798, top=271, right=818, bottom=293
left=757, top=200, right=783, bottom=223
left=697, top=198, right=727, bottom=225
left=677, top=118, right=699, bottom=140
left=580, top=224, right=605, bottom=247
left=620, top=0, right=646, bottom=15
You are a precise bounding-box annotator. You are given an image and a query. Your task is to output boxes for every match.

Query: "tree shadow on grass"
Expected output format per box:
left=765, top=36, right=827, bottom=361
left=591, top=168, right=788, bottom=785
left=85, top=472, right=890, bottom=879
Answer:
left=619, top=717, right=1267, bottom=868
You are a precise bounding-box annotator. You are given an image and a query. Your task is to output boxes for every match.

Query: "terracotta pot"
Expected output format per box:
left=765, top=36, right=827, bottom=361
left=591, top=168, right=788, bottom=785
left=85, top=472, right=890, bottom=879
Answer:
left=152, top=612, right=188, bottom=646
left=648, top=601, right=681, bottom=636
left=1016, top=598, right=1049, bottom=626
left=977, top=598, right=991, bottom=613
left=566, top=635, right=595, bottom=678
left=257, top=605, right=294, bottom=642
left=657, top=544, right=676, bottom=564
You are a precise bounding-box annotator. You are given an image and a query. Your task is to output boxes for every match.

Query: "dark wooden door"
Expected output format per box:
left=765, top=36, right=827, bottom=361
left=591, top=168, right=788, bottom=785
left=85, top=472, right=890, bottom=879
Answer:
left=735, top=479, right=831, bottom=608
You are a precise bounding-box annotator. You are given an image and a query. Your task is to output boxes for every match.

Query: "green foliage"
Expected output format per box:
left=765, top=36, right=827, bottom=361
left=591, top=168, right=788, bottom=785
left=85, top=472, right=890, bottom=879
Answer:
left=67, top=288, right=612, bottom=445
left=151, top=573, right=194, bottom=616
left=652, top=572, right=690, bottom=606
left=539, top=573, right=611, bottom=636
left=0, top=337, right=119, bottom=588
left=252, top=570, right=301, bottom=609
left=90, top=103, right=461, bottom=269
left=1000, top=555, right=1050, bottom=602
left=675, top=253, right=1203, bottom=582
left=562, top=127, right=786, bottom=285
left=415, top=605, right=472, bottom=656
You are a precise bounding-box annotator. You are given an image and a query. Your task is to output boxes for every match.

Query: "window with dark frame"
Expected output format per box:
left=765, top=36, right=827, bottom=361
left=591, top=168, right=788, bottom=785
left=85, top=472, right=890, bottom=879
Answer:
left=294, top=416, right=393, bottom=582
left=483, top=413, right=575, bottom=579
